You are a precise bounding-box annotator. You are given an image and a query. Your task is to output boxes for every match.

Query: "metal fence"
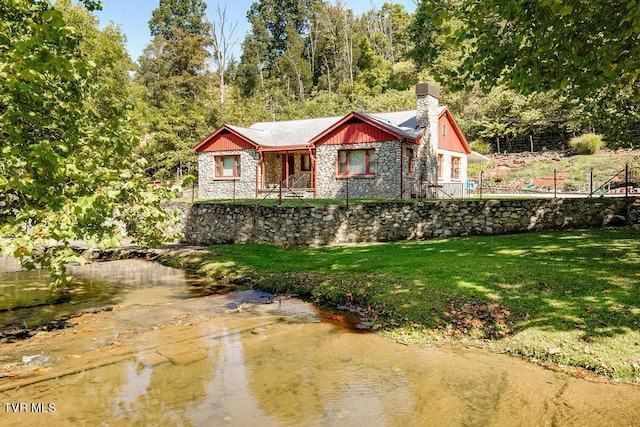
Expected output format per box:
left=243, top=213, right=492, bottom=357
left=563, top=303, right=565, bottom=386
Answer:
left=187, top=165, right=640, bottom=206
left=469, top=165, right=640, bottom=199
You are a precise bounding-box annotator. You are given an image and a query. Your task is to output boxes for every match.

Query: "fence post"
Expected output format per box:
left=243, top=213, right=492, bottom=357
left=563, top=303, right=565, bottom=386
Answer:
left=529, top=135, right=534, bottom=152
left=233, top=179, right=236, bottom=204
left=278, top=180, right=282, bottom=206
left=346, top=178, right=350, bottom=207
left=554, top=169, right=557, bottom=198
left=590, top=168, right=593, bottom=195
left=479, top=171, right=483, bottom=200
left=625, top=164, right=629, bottom=198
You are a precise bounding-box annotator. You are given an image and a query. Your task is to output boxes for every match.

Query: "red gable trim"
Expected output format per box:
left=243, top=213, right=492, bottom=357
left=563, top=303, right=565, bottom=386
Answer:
left=310, top=112, right=412, bottom=146
left=438, top=108, right=471, bottom=154
left=193, top=125, right=258, bottom=152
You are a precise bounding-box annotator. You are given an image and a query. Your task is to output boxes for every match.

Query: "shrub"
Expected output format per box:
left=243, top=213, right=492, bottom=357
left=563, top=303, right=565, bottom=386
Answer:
left=568, top=133, right=605, bottom=154
left=470, top=140, right=492, bottom=154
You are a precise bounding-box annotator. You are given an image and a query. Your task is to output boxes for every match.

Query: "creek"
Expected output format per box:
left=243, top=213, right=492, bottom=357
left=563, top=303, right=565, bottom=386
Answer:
left=1, top=259, right=639, bottom=426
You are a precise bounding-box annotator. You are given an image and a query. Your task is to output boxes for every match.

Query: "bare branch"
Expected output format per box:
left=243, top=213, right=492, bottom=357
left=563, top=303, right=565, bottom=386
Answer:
left=209, top=3, right=239, bottom=105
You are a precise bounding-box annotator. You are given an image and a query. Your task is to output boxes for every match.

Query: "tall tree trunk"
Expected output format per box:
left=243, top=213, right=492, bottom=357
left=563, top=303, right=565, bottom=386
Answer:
left=209, top=4, right=238, bottom=106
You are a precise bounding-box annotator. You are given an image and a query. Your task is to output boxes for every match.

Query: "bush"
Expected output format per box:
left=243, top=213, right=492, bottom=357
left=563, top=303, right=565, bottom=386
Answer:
left=568, top=133, right=605, bottom=154
left=470, top=140, right=492, bottom=154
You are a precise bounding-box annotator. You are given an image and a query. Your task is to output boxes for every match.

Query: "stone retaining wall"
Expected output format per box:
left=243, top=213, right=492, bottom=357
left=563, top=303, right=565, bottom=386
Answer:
left=168, top=197, right=639, bottom=248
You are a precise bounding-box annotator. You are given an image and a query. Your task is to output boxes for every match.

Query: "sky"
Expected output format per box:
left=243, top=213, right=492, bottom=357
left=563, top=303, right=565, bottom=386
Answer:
left=93, top=0, right=417, bottom=63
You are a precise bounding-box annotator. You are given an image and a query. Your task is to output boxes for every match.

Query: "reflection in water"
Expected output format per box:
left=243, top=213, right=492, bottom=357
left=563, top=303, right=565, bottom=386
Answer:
left=113, top=354, right=153, bottom=418
left=0, top=259, right=229, bottom=332
left=185, top=326, right=276, bottom=426
left=1, top=260, right=640, bottom=426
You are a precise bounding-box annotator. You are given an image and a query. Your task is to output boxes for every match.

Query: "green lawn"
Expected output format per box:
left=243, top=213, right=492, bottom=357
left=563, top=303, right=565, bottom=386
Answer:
left=165, top=228, right=640, bottom=381
left=184, top=198, right=419, bottom=207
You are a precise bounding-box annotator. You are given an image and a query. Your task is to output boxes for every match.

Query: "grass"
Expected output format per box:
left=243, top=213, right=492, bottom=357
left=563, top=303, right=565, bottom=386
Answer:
left=188, top=198, right=421, bottom=207
left=162, top=228, right=640, bottom=381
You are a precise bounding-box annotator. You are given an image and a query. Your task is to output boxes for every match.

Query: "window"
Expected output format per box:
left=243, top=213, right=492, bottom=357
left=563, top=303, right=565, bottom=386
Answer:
left=451, top=156, right=461, bottom=180
left=442, top=124, right=447, bottom=136
left=215, top=155, right=240, bottom=178
left=301, top=154, right=311, bottom=172
left=338, top=149, right=374, bottom=176
left=437, top=154, right=444, bottom=178
left=407, top=148, right=414, bottom=174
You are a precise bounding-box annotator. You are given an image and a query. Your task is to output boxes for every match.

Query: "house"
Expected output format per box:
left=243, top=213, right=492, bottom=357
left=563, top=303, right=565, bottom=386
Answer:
left=193, top=83, right=488, bottom=200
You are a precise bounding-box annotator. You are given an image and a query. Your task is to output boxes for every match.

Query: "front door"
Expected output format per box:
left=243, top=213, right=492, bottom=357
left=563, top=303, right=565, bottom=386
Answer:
left=282, top=154, right=295, bottom=187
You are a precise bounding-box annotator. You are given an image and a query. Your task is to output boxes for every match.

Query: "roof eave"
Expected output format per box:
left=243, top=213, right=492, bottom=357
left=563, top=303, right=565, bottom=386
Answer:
left=258, top=144, right=313, bottom=152
left=309, top=111, right=406, bottom=145
left=193, top=125, right=259, bottom=152
left=439, top=107, right=472, bottom=154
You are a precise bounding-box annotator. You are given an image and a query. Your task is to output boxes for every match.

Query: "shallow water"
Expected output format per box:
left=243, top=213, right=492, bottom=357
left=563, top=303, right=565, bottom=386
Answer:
left=1, top=260, right=640, bottom=426
left=0, top=259, right=230, bottom=332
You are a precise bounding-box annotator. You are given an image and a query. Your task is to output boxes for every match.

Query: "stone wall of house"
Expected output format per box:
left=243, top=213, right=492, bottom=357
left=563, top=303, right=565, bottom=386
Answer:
left=263, top=152, right=282, bottom=188
left=168, top=197, right=639, bottom=248
left=198, top=150, right=260, bottom=199
left=315, top=141, right=404, bottom=199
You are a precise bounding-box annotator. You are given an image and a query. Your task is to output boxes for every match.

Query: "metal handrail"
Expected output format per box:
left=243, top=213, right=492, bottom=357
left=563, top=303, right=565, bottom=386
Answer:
left=587, top=165, right=639, bottom=198
left=256, top=174, right=311, bottom=207
left=394, top=177, right=458, bottom=202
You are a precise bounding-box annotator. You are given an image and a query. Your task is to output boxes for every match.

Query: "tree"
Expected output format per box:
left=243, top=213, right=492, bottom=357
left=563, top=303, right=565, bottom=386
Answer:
left=149, top=0, right=210, bottom=41
left=135, top=0, right=215, bottom=179
left=0, top=0, right=180, bottom=282
left=309, top=1, right=360, bottom=92
left=55, top=0, right=135, bottom=117
left=412, top=0, right=640, bottom=144
left=209, top=4, right=239, bottom=105
left=237, top=0, right=318, bottom=99
left=143, top=0, right=211, bottom=101
left=413, top=0, right=640, bottom=101
left=138, top=93, right=215, bottom=179
left=363, top=2, right=412, bottom=65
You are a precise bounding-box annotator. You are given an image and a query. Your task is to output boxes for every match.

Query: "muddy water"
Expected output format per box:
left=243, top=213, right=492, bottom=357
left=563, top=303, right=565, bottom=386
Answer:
left=1, top=260, right=640, bottom=426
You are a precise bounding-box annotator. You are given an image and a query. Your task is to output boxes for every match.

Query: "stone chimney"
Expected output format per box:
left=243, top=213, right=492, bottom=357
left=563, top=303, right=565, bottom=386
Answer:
left=414, top=83, right=440, bottom=190
left=415, top=82, right=440, bottom=150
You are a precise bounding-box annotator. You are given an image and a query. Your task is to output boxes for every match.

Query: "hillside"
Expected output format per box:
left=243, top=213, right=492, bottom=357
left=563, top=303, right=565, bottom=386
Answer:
left=474, top=150, right=640, bottom=192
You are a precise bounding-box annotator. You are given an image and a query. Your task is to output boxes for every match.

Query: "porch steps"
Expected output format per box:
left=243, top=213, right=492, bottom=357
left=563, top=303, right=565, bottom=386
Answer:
left=282, top=189, right=315, bottom=198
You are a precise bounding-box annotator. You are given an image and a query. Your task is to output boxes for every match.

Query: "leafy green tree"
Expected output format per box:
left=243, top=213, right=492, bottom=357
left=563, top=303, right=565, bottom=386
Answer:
left=238, top=0, right=318, bottom=98
left=412, top=0, right=640, bottom=145
left=142, top=0, right=211, bottom=101
left=56, top=0, right=135, bottom=117
left=414, top=0, right=639, bottom=97
left=0, top=0, right=180, bottom=282
left=149, top=0, right=210, bottom=40
left=309, top=1, right=356, bottom=92
left=135, top=0, right=215, bottom=179
left=356, top=37, right=392, bottom=93
left=140, top=93, right=216, bottom=179
left=363, top=2, right=412, bottom=65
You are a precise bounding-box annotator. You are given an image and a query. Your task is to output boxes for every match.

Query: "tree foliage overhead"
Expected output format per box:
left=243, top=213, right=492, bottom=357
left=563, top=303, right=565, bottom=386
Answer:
left=410, top=0, right=640, bottom=144
left=0, top=0, right=179, bottom=282
left=414, top=0, right=640, bottom=100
